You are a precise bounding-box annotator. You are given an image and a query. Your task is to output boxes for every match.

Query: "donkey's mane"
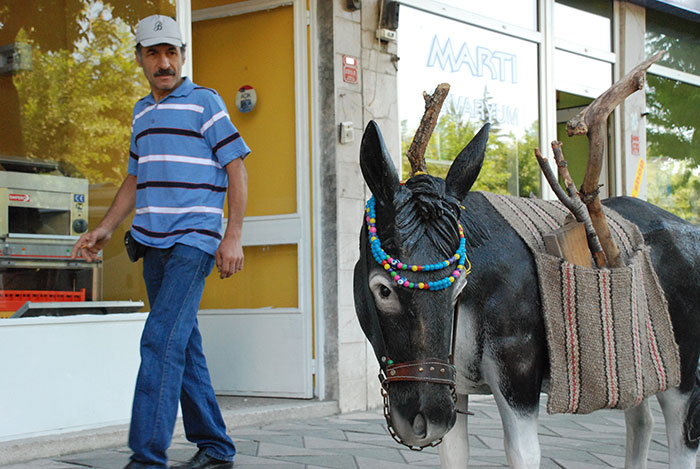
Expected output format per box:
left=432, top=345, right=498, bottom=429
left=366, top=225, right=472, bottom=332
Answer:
left=393, top=175, right=461, bottom=257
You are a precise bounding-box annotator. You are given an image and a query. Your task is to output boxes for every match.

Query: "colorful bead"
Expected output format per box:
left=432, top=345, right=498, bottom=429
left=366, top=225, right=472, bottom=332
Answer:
left=365, top=196, right=472, bottom=291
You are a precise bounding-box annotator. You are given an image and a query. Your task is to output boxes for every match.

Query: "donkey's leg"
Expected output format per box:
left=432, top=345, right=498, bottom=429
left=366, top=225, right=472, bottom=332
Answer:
left=623, top=399, right=653, bottom=469
left=657, top=388, right=699, bottom=468
left=484, top=357, right=541, bottom=468
left=439, top=393, right=469, bottom=469
left=492, top=391, right=540, bottom=469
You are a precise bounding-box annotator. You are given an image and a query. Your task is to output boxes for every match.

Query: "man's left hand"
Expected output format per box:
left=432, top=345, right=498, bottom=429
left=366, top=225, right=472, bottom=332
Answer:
left=215, top=236, right=244, bottom=279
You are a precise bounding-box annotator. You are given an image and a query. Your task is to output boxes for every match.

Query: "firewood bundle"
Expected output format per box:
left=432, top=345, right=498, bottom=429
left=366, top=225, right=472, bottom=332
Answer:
left=537, top=51, right=665, bottom=268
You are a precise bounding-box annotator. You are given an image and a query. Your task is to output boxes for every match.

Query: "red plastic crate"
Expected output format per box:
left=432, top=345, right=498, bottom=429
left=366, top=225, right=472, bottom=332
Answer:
left=0, top=289, right=86, bottom=312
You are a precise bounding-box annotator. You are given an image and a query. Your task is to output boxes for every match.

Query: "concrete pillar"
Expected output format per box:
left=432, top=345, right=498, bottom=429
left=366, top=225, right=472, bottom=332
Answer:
left=618, top=1, right=647, bottom=198
left=318, top=0, right=399, bottom=413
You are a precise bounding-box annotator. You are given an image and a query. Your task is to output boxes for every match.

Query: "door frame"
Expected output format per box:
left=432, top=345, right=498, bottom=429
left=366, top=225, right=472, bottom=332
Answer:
left=190, top=0, right=315, bottom=398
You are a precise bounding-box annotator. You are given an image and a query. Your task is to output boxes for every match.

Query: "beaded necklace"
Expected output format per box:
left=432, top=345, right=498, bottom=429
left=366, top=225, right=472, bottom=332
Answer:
left=365, top=196, right=471, bottom=291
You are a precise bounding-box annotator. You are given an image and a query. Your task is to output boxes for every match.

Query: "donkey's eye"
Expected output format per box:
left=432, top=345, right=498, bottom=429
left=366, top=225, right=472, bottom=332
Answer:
left=369, top=272, right=401, bottom=314
left=379, top=285, right=392, bottom=298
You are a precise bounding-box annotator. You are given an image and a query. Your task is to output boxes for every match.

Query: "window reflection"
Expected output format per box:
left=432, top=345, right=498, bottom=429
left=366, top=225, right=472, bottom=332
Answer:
left=434, top=0, right=537, bottom=31
left=646, top=9, right=700, bottom=75
left=554, top=49, right=612, bottom=98
left=554, top=0, right=612, bottom=52
left=646, top=75, right=700, bottom=223
left=398, top=6, right=540, bottom=197
left=0, top=1, right=175, bottom=314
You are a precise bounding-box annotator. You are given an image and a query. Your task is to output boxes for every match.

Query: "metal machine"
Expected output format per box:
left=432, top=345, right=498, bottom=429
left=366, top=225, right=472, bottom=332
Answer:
left=0, top=157, right=139, bottom=317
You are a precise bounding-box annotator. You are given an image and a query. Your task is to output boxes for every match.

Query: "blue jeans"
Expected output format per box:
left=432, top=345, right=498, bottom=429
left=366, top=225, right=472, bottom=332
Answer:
left=128, top=243, right=235, bottom=467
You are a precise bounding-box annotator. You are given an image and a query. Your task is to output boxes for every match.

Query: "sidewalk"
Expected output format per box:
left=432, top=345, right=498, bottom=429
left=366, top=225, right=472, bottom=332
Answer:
left=1, top=394, right=688, bottom=468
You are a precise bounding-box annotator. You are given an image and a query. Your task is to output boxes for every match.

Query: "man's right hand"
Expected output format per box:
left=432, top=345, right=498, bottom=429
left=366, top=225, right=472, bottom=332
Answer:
left=71, top=227, right=112, bottom=262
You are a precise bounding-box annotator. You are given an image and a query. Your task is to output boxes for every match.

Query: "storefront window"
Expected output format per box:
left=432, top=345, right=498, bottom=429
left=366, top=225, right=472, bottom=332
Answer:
left=645, top=10, right=700, bottom=224
left=397, top=6, right=540, bottom=197
left=646, top=9, right=700, bottom=75
left=0, top=1, right=175, bottom=317
left=554, top=0, right=612, bottom=52
left=646, top=76, right=700, bottom=223
left=434, top=0, right=537, bottom=31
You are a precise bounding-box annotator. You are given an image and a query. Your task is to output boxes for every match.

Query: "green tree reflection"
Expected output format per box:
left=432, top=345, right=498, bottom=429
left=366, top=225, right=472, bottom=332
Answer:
left=4, top=0, right=173, bottom=184
left=645, top=76, right=700, bottom=224
left=645, top=12, right=700, bottom=223
left=401, top=98, right=540, bottom=197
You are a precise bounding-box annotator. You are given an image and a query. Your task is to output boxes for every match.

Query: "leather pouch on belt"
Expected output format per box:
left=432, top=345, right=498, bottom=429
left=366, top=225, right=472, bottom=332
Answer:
left=124, top=230, right=147, bottom=262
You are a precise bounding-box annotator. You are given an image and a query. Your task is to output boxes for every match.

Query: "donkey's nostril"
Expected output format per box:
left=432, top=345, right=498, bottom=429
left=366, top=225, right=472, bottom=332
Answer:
left=412, top=412, right=427, bottom=438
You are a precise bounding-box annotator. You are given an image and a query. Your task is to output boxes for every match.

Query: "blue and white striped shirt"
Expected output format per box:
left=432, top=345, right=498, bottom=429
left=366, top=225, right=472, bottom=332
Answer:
left=128, top=77, right=251, bottom=255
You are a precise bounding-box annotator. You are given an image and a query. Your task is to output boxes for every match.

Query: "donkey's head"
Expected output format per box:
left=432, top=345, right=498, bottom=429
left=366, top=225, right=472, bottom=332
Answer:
left=354, top=120, right=489, bottom=449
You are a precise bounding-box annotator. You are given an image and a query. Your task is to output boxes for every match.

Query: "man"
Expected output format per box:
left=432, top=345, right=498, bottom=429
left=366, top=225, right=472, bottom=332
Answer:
left=72, top=14, right=249, bottom=469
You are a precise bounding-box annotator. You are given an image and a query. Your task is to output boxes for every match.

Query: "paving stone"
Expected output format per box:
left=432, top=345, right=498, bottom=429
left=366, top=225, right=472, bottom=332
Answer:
left=398, top=449, right=439, bottom=464
left=355, top=455, right=419, bottom=468
left=473, top=434, right=504, bottom=451
left=331, top=446, right=406, bottom=463
left=57, top=449, right=131, bottom=469
left=591, top=451, right=626, bottom=467
left=232, top=453, right=305, bottom=466
left=233, top=462, right=304, bottom=468
left=551, top=458, right=612, bottom=468
left=269, top=454, right=357, bottom=469
left=303, top=436, right=369, bottom=450
left=469, top=455, right=508, bottom=466
left=545, top=448, right=612, bottom=465
left=539, top=458, right=563, bottom=469
left=1, top=461, right=83, bottom=468
left=469, top=448, right=512, bottom=460
left=244, top=434, right=305, bottom=449
left=257, top=442, right=334, bottom=457
left=297, top=429, right=350, bottom=441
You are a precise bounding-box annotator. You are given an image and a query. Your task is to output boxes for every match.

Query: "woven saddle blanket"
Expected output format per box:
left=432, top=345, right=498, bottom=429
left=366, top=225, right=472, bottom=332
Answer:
left=480, top=192, right=680, bottom=415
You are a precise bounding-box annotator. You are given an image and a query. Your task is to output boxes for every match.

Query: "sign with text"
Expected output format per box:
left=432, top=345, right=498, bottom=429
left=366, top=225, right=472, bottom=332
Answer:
left=342, top=55, right=358, bottom=84
left=398, top=7, right=538, bottom=138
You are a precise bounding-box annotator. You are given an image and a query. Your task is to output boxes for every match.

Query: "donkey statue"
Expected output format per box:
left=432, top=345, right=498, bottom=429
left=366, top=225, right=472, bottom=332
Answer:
left=353, top=120, right=700, bottom=468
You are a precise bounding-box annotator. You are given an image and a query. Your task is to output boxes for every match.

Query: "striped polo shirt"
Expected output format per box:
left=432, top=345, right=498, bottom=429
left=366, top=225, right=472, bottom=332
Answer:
left=128, top=77, right=251, bottom=256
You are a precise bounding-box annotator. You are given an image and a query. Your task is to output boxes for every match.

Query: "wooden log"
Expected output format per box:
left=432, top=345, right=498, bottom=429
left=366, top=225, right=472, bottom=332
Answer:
left=550, top=142, right=607, bottom=267
left=405, top=83, right=450, bottom=177
left=534, top=146, right=606, bottom=267
left=544, top=221, right=593, bottom=268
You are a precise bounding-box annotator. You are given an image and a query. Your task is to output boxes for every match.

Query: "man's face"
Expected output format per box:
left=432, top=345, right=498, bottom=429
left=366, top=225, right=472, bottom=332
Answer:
left=136, top=43, right=184, bottom=98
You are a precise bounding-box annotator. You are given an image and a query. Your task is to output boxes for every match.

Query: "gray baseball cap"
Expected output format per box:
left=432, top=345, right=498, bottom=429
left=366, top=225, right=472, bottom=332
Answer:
left=135, top=15, right=183, bottom=47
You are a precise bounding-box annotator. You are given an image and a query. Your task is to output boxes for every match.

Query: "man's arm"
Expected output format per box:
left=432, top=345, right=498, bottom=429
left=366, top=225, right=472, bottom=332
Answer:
left=216, top=158, right=248, bottom=279
left=71, top=174, right=138, bottom=262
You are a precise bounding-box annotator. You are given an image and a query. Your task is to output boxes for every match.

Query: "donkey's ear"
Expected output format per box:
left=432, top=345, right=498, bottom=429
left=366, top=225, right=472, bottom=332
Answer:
left=360, top=121, right=401, bottom=205
left=445, top=123, right=490, bottom=201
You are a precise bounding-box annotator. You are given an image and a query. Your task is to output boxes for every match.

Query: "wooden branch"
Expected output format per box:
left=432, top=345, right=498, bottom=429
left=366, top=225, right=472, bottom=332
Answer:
left=550, top=142, right=607, bottom=267
left=535, top=146, right=606, bottom=267
left=405, top=83, right=450, bottom=177
left=565, top=51, right=665, bottom=267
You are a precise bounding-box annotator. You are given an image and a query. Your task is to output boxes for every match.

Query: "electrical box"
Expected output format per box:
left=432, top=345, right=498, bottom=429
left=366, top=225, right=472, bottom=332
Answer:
left=339, top=122, right=354, bottom=144
left=0, top=42, right=32, bottom=76
left=376, top=29, right=397, bottom=42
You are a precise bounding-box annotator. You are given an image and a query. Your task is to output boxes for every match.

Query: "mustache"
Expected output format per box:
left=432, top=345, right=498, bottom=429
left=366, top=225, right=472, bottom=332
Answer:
left=154, top=69, right=175, bottom=77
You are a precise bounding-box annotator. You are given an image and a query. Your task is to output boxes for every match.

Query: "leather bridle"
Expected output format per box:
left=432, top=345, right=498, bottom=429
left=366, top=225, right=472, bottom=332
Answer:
left=377, top=300, right=462, bottom=451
